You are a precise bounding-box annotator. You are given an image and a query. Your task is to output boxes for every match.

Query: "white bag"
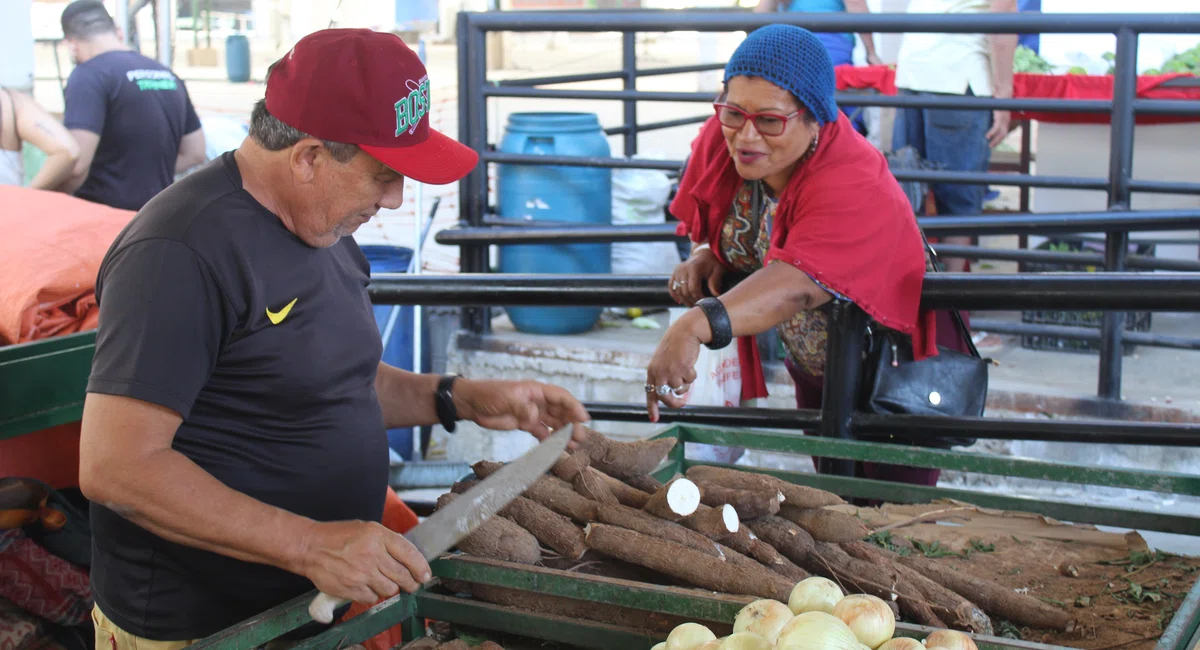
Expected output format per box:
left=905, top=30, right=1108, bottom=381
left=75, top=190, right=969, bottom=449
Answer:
left=674, top=311, right=742, bottom=408
left=611, top=168, right=681, bottom=277
left=667, top=308, right=748, bottom=464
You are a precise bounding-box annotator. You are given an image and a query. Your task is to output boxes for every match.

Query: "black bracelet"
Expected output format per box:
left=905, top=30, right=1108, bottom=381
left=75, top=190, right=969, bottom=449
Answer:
left=695, top=297, right=733, bottom=350
left=435, top=374, right=461, bottom=433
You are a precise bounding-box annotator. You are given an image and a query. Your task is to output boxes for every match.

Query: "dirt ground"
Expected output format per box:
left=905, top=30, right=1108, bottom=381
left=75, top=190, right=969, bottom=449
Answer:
left=848, top=502, right=1200, bottom=650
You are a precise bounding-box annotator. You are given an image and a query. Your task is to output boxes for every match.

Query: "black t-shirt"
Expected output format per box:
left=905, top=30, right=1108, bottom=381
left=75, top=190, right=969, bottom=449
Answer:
left=87, top=151, right=388, bottom=640
left=63, top=50, right=202, bottom=211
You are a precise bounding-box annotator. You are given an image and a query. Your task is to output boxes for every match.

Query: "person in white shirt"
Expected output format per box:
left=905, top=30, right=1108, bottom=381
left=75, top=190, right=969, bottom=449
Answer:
left=892, top=0, right=1017, bottom=274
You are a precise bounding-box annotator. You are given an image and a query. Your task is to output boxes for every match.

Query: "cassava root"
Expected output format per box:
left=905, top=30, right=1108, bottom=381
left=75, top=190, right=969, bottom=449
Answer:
left=685, top=466, right=844, bottom=509
left=584, top=523, right=791, bottom=602
left=435, top=493, right=541, bottom=565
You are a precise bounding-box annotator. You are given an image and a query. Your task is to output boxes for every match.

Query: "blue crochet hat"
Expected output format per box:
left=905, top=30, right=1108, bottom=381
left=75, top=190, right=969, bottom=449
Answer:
left=724, top=24, right=839, bottom=126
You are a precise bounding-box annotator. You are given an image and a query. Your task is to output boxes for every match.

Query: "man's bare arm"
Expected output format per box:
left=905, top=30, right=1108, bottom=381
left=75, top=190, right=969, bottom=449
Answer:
left=11, top=91, right=79, bottom=191
left=60, top=129, right=99, bottom=194
left=176, top=128, right=207, bottom=174
left=985, top=0, right=1018, bottom=146
left=79, top=393, right=315, bottom=570
left=844, top=0, right=884, bottom=65
left=79, top=393, right=430, bottom=603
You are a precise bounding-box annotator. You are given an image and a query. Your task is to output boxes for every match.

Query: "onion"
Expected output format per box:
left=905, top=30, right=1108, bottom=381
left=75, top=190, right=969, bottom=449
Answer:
left=832, top=594, right=896, bottom=649
left=696, top=642, right=722, bottom=650
left=788, top=576, right=845, bottom=614
left=925, top=630, right=978, bottom=650
left=776, top=611, right=862, bottom=650
left=719, top=632, right=771, bottom=650
left=665, top=623, right=717, bottom=650
left=652, top=644, right=666, bottom=650
left=733, top=599, right=794, bottom=645
left=877, top=638, right=926, bottom=650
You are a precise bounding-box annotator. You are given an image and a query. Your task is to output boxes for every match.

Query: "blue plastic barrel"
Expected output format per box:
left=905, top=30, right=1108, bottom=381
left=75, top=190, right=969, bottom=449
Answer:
left=360, top=245, right=419, bottom=460
left=225, top=34, right=251, bottom=83
left=497, top=113, right=612, bottom=335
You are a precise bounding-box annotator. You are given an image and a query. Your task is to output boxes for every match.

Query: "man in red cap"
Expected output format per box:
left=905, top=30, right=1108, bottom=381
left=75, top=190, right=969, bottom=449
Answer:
left=78, top=29, right=589, bottom=648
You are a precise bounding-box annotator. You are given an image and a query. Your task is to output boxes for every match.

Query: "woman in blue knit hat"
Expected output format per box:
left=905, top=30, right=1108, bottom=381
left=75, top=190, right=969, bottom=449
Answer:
left=644, top=25, right=950, bottom=487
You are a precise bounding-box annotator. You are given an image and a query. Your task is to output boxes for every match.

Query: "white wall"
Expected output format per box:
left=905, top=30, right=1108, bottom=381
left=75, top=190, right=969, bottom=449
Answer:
left=1, top=0, right=36, bottom=91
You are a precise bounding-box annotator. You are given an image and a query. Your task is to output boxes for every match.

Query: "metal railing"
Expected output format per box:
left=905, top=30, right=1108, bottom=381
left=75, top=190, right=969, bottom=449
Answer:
left=366, top=272, right=1200, bottom=477
left=449, top=10, right=1200, bottom=403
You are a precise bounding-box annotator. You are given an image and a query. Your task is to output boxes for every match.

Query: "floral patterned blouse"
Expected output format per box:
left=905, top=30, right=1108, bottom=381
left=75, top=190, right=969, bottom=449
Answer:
left=718, top=181, right=838, bottom=377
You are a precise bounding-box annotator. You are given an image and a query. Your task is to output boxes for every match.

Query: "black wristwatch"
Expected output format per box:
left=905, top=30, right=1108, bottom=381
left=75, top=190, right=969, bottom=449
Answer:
left=435, top=374, right=461, bottom=433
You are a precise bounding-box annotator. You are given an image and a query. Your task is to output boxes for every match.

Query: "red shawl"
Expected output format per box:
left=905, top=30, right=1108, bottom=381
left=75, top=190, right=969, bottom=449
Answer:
left=670, top=113, right=935, bottom=401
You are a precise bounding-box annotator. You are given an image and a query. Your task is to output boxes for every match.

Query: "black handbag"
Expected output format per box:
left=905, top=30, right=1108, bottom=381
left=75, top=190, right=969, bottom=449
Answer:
left=857, top=242, right=989, bottom=449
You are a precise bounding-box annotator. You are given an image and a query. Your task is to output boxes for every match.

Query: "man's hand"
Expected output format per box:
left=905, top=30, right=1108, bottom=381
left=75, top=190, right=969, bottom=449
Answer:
left=297, top=520, right=430, bottom=605
left=452, top=379, right=590, bottom=445
left=985, top=110, right=1012, bottom=148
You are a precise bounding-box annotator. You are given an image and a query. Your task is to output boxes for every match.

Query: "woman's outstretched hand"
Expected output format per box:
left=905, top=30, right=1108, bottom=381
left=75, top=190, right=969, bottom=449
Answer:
left=669, top=247, right=726, bottom=307
left=644, top=310, right=710, bottom=423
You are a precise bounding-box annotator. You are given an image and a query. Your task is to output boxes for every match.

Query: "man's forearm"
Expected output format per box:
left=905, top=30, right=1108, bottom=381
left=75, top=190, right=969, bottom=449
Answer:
left=29, top=153, right=76, bottom=191
left=989, top=33, right=1017, bottom=98
left=375, top=363, right=441, bottom=429
left=92, top=448, right=315, bottom=574
left=59, top=170, right=88, bottom=194
left=843, top=0, right=880, bottom=60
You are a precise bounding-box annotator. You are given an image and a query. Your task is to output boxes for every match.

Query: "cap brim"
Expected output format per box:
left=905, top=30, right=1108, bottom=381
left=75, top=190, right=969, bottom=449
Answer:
left=359, top=129, right=479, bottom=185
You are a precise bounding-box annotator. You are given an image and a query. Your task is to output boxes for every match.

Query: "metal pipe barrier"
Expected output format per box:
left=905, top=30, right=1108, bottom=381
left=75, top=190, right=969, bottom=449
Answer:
left=437, top=209, right=1200, bottom=244
left=455, top=10, right=1200, bottom=408
left=367, top=274, right=1200, bottom=458
left=369, top=273, right=1200, bottom=311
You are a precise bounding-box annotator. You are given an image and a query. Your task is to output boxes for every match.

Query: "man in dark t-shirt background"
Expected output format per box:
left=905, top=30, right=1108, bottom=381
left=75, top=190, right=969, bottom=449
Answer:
left=79, top=28, right=591, bottom=648
left=58, top=1, right=207, bottom=210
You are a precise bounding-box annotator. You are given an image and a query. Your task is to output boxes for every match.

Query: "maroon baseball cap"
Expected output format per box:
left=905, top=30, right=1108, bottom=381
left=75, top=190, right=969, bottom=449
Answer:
left=264, top=28, right=478, bottom=185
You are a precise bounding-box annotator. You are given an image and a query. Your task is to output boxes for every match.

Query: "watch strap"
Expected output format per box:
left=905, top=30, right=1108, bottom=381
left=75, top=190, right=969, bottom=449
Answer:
left=435, top=374, right=460, bottom=433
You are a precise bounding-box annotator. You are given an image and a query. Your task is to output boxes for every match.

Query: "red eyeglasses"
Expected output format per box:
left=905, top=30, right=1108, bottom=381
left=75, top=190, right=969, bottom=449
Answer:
left=713, top=102, right=803, bottom=137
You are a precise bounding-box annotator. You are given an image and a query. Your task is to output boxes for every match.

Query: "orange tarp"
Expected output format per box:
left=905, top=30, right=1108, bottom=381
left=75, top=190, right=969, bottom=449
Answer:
left=340, top=488, right=421, bottom=650
left=0, top=186, right=134, bottom=345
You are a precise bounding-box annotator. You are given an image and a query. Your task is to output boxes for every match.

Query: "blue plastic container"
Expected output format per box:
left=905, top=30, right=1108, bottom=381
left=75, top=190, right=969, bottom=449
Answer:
left=360, top=245, right=421, bottom=460
left=497, top=113, right=612, bottom=335
left=225, top=34, right=251, bottom=83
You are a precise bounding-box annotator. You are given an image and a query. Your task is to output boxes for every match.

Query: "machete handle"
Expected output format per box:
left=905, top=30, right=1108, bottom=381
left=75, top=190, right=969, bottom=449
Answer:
left=308, top=592, right=346, bottom=624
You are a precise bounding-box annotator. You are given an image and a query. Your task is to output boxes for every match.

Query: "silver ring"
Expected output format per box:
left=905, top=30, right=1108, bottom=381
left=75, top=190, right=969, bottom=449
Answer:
left=671, top=387, right=687, bottom=398
left=644, top=383, right=656, bottom=394
left=656, top=384, right=672, bottom=396
left=671, top=281, right=682, bottom=291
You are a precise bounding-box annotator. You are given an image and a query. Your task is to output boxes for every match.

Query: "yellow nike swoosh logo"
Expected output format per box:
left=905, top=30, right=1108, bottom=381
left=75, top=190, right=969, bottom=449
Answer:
left=265, top=298, right=298, bottom=325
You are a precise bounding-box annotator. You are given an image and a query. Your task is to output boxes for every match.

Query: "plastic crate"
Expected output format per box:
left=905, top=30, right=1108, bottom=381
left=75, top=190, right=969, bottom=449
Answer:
left=1019, top=237, right=1154, bottom=355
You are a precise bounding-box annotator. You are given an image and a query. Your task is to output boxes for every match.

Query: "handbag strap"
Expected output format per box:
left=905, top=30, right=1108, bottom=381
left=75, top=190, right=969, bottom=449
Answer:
left=917, top=230, right=983, bottom=360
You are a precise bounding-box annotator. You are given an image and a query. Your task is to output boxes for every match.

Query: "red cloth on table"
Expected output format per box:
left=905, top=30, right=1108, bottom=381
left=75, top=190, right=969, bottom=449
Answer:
left=670, top=113, right=934, bottom=402
left=339, top=487, right=420, bottom=650
left=834, top=65, right=1200, bottom=125
left=1013, top=72, right=1200, bottom=124
left=0, top=186, right=135, bottom=345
